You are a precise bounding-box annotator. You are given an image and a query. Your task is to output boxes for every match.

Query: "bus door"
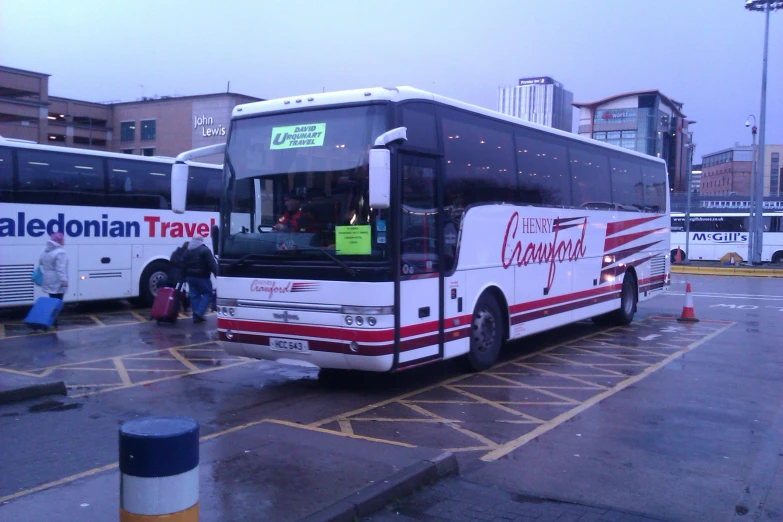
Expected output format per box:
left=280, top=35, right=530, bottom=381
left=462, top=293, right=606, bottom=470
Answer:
left=397, top=154, right=442, bottom=368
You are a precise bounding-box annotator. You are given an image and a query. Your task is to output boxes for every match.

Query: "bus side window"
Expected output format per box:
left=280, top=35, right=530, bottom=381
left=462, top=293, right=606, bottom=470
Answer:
left=16, top=150, right=104, bottom=206
left=107, top=159, right=170, bottom=209
left=568, top=144, right=611, bottom=209
left=0, top=147, right=12, bottom=203
left=187, top=166, right=221, bottom=212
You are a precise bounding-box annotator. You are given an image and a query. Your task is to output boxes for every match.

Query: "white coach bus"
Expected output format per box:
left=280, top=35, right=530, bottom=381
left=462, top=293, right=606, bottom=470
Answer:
left=670, top=212, right=783, bottom=263
left=0, top=137, right=221, bottom=308
left=172, top=87, right=670, bottom=372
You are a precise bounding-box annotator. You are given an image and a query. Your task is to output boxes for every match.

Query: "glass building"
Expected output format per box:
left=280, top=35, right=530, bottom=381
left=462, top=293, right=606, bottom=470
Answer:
left=573, top=90, right=693, bottom=192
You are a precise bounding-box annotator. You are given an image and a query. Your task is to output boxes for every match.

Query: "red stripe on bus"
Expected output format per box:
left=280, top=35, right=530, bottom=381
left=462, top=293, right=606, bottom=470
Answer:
left=508, top=284, right=622, bottom=315
left=603, top=228, right=667, bottom=251
left=510, top=291, right=621, bottom=325
left=605, top=215, right=662, bottom=236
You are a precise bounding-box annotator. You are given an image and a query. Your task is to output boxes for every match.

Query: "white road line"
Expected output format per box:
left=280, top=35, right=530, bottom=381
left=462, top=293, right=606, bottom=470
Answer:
left=665, top=293, right=783, bottom=301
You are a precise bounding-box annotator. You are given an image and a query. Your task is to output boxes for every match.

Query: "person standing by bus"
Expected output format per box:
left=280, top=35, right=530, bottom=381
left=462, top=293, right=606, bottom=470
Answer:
left=183, top=234, right=217, bottom=323
left=167, top=241, right=189, bottom=287
left=40, top=232, right=68, bottom=301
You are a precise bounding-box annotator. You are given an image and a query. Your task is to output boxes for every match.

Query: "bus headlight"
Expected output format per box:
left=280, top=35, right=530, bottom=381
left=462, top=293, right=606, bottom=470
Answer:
left=355, top=316, right=364, bottom=326
left=344, top=316, right=353, bottom=325
left=367, top=316, right=376, bottom=326
left=349, top=341, right=359, bottom=353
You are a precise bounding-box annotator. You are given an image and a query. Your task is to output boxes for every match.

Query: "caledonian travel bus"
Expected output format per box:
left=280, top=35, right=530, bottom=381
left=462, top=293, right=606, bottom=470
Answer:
left=171, top=87, right=670, bottom=372
left=0, top=137, right=221, bottom=308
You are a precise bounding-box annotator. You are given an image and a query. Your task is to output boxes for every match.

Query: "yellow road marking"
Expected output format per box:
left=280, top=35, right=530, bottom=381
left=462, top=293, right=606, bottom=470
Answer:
left=480, top=375, right=581, bottom=406
left=535, top=355, right=628, bottom=376
left=0, top=463, right=119, bottom=505
left=0, top=323, right=5, bottom=339
left=112, top=357, right=131, bottom=386
left=0, top=417, right=413, bottom=505
left=338, top=420, right=354, bottom=435
left=130, top=311, right=148, bottom=322
left=169, top=348, right=200, bottom=372
left=88, top=315, right=105, bottom=327
left=0, top=367, right=41, bottom=378
left=68, top=360, right=251, bottom=398
left=444, top=384, right=548, bottom=422
left=480, top=321, right=736, bottom=462
left=507, top=363, right=611, bottom=389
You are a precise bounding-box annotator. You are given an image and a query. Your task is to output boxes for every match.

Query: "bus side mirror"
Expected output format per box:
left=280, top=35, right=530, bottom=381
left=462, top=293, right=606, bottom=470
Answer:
left=211, top=224, right=219, bottom=254
left=369, top=148, right=390, bottom=209
left=171, top=162, right=189, bottom=214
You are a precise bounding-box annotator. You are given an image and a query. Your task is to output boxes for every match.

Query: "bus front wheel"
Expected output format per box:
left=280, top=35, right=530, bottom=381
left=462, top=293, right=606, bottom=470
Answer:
left=138, top=261, right=169, bottom=307
left=457, top=293, right=503, bottom=372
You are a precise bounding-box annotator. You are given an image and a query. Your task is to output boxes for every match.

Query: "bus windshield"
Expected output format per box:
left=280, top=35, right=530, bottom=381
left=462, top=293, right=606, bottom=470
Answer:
left=220, top=104, right=390, bottom=263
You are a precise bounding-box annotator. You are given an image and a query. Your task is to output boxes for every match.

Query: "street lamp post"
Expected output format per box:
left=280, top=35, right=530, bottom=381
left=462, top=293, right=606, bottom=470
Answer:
left=745, top=0, right=782, bottom=264
left=745, top=115, right=758, bottom=264
left=684, top=139, right=695, bottom=264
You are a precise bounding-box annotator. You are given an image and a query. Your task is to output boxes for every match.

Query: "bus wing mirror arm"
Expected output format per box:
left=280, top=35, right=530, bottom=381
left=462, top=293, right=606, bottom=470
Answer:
left=171, top=143, right=226, bottom=214
left=369, top=127, right=407, bottom=210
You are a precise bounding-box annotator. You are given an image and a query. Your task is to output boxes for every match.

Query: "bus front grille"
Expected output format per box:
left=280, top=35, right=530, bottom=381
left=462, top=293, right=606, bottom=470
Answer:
left=0, top=264, right=35, bottom=304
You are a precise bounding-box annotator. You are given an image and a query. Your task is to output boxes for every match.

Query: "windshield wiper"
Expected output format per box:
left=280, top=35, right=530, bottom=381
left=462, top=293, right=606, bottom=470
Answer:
left=222, top=253, right=278, bottom=271
left=295, top=246, right=358, bottom=277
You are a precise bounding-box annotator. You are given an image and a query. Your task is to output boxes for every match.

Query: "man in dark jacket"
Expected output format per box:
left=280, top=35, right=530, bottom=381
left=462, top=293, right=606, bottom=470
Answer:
left=166, top=242, right=189, bottom=287
left=183, top=234, right=218, bottom=323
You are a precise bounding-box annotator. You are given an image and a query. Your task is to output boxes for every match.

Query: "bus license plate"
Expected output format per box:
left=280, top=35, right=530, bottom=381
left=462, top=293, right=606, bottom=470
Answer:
left=270, top=338, right=309, bottom=353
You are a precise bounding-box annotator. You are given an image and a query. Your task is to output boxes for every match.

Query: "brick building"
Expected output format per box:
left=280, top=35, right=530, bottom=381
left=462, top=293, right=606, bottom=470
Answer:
left=0, top=65, right=261, bottom=163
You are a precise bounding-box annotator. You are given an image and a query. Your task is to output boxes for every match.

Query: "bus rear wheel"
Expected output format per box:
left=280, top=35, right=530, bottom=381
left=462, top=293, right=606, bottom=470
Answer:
left=593, top=272, right=637, bottom=327
left=671, top=248, right=687, bottom=263
left=772, top=251, right=783, bottom=264
left=138, top=261, right=169, bottom=307
left=457, top=293, right=503, bottom=372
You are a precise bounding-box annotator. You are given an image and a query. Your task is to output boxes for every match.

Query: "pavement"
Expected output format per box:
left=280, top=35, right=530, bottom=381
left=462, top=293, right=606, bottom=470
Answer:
left=0, top=275, right=782, bottom=521
left=671, top=260, right=783, bottom=277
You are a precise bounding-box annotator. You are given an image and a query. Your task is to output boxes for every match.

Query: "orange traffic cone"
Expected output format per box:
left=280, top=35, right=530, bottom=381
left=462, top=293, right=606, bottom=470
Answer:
left=674, top=247, right=682, bottom=264
left=677, top=282, right=699, bottom=323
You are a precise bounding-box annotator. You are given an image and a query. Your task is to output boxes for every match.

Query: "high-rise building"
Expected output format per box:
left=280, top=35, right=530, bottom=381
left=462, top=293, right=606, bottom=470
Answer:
left=497, top=76, right=573, bottom=132
left=573, top=90, right=693, bottom=193
left=691, top=163, right=702, bottom=194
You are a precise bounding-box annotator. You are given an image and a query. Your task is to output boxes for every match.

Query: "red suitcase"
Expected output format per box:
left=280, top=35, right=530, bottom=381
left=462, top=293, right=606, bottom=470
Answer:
left=151, top=286, right=182, bottom=323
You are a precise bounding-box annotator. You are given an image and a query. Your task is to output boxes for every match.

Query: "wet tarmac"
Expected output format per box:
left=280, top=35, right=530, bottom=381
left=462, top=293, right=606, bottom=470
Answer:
left=1, top=275, right=782, bottom=521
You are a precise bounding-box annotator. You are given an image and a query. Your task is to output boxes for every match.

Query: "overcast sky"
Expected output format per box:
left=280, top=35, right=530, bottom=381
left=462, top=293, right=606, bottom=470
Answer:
left=1, top=0, right=780, bottom=162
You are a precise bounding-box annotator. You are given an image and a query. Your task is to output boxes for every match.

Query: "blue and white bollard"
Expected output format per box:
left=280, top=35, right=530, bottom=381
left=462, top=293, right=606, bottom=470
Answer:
left=119, top=416, right=199, bottom=521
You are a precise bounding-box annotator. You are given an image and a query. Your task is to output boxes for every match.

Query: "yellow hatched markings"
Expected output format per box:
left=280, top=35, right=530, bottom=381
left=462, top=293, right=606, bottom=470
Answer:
left=551, top=345, right=668, bottom=363
left=169, top=348, right=200, bottom=372
left=569, top=342, right=671, bottom=357
left=402, top=401, right=500, bottom=449
left=480, top=321, right=736, bottom=462
left=112, top=357, right=132, bottom=386
left=478, top=374, right=581, bottom=407
left=538, top=354, right=634, bottom=374
left=88, top=315, right=105, bottom=327
left=508, top=362, right=613, bottom=389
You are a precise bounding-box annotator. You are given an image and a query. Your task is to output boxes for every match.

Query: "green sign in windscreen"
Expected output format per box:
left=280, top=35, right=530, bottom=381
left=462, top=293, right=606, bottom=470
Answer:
left=335, top=225, right=371, bottom=255
left=270, top=123, right=326, bottom=149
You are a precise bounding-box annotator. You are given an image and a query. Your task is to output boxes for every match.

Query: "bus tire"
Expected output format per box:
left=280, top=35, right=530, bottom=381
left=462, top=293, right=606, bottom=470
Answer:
left=772, top=251, right=783, bottom=264
left=457, top=293, right=503, bottom=372
left=138, top=260, right=169, bottom=307
left=610, top=272, right=637, bottom=326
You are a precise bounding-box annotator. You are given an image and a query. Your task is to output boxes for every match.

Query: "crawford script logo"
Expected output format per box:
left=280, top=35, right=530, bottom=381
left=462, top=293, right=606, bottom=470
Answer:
left=501, top=213, right=588, bottom=294
left=249, top=280, right=320, bottom=299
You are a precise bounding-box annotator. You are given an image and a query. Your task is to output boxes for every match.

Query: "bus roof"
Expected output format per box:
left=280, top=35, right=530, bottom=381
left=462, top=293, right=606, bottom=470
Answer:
left=0, top=136, right=222, bottom=169
left=232, top=86, right=668, bottom=166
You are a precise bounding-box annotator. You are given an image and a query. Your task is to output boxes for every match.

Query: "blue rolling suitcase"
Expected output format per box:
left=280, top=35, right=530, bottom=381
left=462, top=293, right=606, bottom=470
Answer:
left=24, top=297, right=64, bottom=331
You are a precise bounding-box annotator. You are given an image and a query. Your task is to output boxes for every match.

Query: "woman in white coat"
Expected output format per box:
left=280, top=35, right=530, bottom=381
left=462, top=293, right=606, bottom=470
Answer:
left=40, top=232, right=68, bottom=300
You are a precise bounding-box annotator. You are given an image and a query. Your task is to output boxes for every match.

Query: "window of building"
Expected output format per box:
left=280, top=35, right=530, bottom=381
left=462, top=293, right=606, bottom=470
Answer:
left=0, top=147, right=13, bottom=202
left=568, top=144, right=611, bottom=209
left=609, top=155, right=643, bottom=210
left=441, top=108, right=515, bottom=208
left=47, top=134, right=65, bottom=143
left=515, top=130, right=571, bottom=207
left=73, top=136, right=106, bottom=146
left=141, top=147, right=155, bottom=157
left=121, top=148, right=134, bottom=154
left=107, top=158, right=170, bottom=209
left=770, top=153, right=780, bottom=196
left=16, top=149, right=106, bottom=206
left=120, top=121, right=135, bottom=142
left=140, top=120, right=156, bottom=141
left=594, top=108, right=637, bottom=125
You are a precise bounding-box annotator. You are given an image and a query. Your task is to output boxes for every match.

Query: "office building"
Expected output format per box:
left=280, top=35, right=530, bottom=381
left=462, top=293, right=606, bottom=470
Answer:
left=700, top=144, right=783, bottom=197
left=573, top=90, right=693, bottom=192
left=497, top=76, right=573, bottom=132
